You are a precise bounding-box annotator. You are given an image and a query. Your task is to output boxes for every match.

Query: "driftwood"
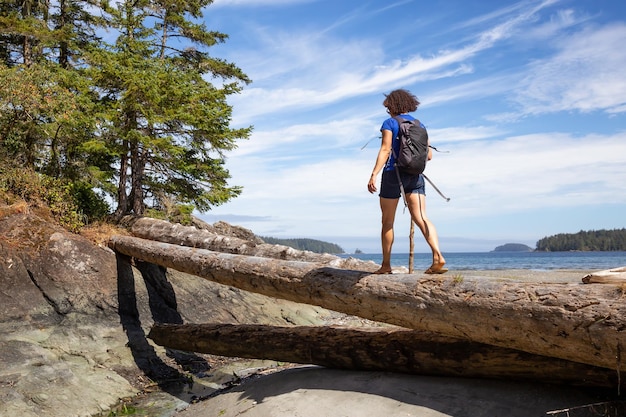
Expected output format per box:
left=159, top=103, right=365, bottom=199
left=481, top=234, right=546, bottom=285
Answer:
left=108, top=235, right=626, bottom=371
left=583, top=267, right=626, bottom=284
left=121, top=216, right=377, bottom=270
left=148, top=323, right=619, bottom=387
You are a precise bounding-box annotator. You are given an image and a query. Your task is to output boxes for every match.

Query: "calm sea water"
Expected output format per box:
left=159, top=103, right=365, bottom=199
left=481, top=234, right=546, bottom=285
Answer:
left=338, top=251, right=626, bottom=271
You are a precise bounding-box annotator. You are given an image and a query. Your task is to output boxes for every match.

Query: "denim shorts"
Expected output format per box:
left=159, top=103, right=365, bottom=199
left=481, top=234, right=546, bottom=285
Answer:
left=379, top=169, right=425, bottom=199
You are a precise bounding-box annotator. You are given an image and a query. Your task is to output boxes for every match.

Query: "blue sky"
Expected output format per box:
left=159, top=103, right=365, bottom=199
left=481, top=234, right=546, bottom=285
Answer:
left=196, top=0, right=626, bottom=253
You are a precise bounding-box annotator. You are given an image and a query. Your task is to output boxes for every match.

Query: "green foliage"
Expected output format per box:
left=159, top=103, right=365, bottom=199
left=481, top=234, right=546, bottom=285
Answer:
left=259, top=237, right=345, bottom=254
left=0, top=163, right=84, bottom=231
left=0, top=63, right=92, bottom=170
left=87, top=0, right=251, bottom=219
left=107, top=402, right=138, bottom=416
left=67, top=182, right=110, bottom=223
left=536, top=229, right=626, bottom=251
left=144, top=203, right=195, bottom=226
left=0, top=0, right=251, bottom=225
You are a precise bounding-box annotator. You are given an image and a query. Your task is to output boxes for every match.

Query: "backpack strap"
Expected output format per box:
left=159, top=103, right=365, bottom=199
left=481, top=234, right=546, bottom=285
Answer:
left=391, top=116, right=410, bottom=209
left=393, top=115, right=407, bottom=128
left=391, top=115, right=408, bottom=158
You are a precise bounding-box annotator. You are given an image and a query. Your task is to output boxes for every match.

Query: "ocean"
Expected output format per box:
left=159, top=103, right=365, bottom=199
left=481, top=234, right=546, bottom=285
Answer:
left=338, top=251, right=626, bottom=271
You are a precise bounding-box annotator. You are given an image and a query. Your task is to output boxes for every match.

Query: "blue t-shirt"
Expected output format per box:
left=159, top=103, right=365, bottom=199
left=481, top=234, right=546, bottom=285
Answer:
left=380, top=114, right=424, bottom=171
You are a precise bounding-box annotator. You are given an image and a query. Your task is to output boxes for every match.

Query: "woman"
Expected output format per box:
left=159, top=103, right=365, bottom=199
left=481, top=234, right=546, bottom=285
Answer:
left=367, top=89, right=446, bottom=274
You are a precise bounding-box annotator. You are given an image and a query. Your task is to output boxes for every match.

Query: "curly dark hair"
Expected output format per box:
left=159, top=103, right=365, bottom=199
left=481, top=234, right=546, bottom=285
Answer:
left=383, top=89, right=420, bottom=116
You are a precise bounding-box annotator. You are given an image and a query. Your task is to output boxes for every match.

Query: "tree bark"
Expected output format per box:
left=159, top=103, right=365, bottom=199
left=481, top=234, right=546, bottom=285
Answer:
left=583, top=267, right=626, bottom=284
left=123, top=216, right=379, bottom=270
left=148, top=323, right=619, bottom=388
left=108, top=235, right=626, bottom=371
left=113, top=140, right=130, bottom=221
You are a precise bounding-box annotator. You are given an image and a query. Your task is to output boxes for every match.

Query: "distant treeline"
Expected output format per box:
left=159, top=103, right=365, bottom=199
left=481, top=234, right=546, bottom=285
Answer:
left=536, top=228, right=626, bottom=252
left=259, top=237, right=344, bottom=254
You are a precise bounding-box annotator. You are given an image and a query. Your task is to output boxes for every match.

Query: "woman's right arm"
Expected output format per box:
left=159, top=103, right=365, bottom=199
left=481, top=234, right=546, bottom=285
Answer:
left=367, top=129, right=393, bottom=194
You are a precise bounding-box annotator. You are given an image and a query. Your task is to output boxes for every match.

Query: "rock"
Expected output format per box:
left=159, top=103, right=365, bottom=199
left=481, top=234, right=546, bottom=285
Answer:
left=1, top=211, right=622, bottom=417
left=176, top=367, right=619, bottom=417
left=0, top=212, right=333, bottom=417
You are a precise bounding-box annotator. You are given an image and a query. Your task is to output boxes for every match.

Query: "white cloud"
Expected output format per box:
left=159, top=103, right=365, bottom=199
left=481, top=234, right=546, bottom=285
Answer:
left=426, top=131, right=626, bottom=218
left=212, top=0, right=315, bottom=6
left=200, top=0, right=626, bottom=252
left=515, top=23, right=626, bottom=114
left=224, top=0, right=574, bottom=125
left=213, top=127, right=626, bottom=244
left=427, top=126, right=506, bottom=143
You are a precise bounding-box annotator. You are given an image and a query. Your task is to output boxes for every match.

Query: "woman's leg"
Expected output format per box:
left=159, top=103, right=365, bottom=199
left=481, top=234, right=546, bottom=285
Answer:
left=375, top=197, right=399, bottom=274
left=406, top=192, right=446, bottom=271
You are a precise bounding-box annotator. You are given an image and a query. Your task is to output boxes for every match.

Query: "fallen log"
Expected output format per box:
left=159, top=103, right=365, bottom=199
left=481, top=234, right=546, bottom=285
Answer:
left=148, top=323, right=619, bottom=387
left=583, top=267, right=626, bottom=284
left=121, top=216, right=377, bottom=270
left=108, top=235, right=626, bottom=371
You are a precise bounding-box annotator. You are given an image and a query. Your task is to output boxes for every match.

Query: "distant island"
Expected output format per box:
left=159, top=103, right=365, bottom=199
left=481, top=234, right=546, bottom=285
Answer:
left=492, top=243, right=534, bottom=252
left=493, top=228, right=626, bottom=252
left=259, top=236, right=344, bottom=254
left=258, top=228, right=626, bottom=255
left=536, top=228, right=626, bottom=251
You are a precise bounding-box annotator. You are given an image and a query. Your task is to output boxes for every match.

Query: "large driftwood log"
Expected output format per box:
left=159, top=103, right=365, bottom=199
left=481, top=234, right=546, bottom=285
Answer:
left=109, top=236, right=626, bottom=371
left=583, top=267, right=626, bottom=284
left=148, top=323, right=619, bottom=387
left=121, top=216, right=378, bottom=270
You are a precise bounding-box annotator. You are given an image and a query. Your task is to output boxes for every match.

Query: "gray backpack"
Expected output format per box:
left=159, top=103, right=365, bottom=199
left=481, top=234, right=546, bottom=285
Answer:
left=392, top=116, right=429, bottom=175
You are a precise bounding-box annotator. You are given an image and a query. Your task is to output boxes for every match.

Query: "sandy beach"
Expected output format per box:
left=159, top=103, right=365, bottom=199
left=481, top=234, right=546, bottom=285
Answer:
left=175, top=365, right=615, bottom=417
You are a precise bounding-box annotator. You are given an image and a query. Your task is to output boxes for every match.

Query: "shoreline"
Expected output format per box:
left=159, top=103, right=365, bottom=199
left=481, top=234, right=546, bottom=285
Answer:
left=452, top=268, right=595, bottom=282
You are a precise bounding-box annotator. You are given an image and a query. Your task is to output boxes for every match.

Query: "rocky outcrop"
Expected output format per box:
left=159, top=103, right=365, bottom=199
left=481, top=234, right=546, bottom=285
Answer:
left=0, top=212, right=332, bottom=417
left=3, top=211, right=623, bottom=416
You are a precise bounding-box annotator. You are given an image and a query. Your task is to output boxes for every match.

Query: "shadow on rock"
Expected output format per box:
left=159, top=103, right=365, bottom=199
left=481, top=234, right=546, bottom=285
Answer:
left=116, top=253, right=209, bottom=397
left=192, top=366, right=620, bottom=417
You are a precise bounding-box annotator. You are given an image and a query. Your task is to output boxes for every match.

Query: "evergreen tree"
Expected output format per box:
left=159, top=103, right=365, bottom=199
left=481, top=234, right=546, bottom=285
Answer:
left=1, top=0, right=251, bottom=222
left=0, top=0, right=101, bottom=182
left=90, top=0, right=251, bottom=219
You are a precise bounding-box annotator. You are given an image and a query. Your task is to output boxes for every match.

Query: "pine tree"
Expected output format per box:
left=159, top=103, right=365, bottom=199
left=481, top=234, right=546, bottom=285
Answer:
left=1, top=0, right=251, bottom=222
left=90, top=0, right=251, bottom=219
left=0, top=0, right=100, bottom=180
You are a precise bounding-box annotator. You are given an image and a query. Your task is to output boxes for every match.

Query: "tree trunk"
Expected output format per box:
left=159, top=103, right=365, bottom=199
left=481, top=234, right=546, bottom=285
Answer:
left=58, top=0, right=69, bottom=69
left=122, top=216, right=379, bottom=270
left=130, top=138, right=144, bottom=216
left=583, top=267, right=626, bottom=284
left=108, top=235, right=626, bottom=371
left=113, top=140, right=130, bottom=221
left=148, top=323, right=619, bottom=388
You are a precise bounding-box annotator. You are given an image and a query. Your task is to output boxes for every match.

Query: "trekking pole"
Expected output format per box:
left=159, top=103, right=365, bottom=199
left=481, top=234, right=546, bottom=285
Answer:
left=409, top=220, right=415, bottom=273
left=393, top=164, right=415, bottom=272
left=393, top=165, right=409, bottom=210
left=423, top=174, right=450, bottom=202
